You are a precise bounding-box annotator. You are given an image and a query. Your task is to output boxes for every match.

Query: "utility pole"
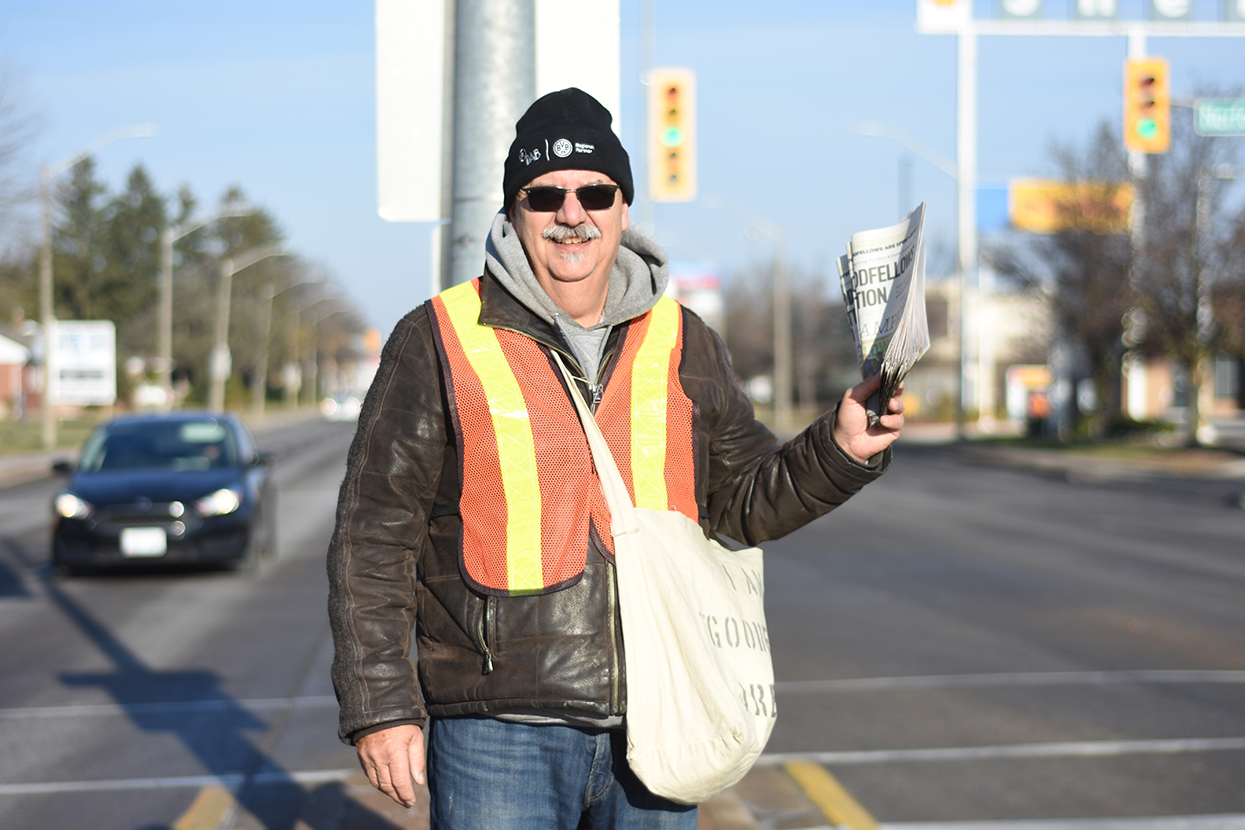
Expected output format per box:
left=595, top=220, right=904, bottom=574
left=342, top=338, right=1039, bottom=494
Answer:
left=37, top=124, right=156, bottom=448
left=158, top=205, right=253, bottom=408
left=448, top=0, right=535, bottom=286
left=208, top=245, right=284, bottom=413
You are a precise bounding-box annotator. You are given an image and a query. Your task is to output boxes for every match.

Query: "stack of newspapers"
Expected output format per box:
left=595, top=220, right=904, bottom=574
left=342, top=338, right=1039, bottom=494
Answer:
left=835, top=203, right=930, bottom=425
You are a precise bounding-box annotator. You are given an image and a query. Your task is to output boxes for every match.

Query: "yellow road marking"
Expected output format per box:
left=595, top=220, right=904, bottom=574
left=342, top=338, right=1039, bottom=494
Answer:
left=784, top=760, right=880, bottom=830
left=172, top=784, right=236, bottom=830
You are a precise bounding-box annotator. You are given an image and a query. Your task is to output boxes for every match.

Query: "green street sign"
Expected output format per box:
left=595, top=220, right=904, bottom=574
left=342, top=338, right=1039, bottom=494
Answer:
left=1195, top=99, right=1245, bottom=137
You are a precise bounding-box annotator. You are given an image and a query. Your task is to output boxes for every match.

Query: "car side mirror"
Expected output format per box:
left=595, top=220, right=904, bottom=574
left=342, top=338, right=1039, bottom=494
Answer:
left=51, top=460, right=74, bottom=475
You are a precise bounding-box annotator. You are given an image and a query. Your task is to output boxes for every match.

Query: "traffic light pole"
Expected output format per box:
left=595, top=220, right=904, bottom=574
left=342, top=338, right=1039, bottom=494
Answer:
left=920, top=14, right=1245, bottom=437
left=956, top=28, right=977, bottom=436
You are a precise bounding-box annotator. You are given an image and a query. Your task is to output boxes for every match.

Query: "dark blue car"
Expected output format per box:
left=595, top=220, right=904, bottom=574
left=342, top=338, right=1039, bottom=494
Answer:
left=51, top=412, right=276, bottom=575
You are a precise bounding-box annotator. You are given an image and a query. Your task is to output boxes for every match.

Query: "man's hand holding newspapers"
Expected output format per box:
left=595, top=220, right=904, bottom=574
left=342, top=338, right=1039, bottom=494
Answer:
left=834, top=373, right=905, bottom=464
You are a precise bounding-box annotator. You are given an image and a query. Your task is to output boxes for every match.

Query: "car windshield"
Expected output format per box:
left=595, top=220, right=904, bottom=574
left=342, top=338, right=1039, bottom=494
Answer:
left=78, top=419, right=238, bottom=472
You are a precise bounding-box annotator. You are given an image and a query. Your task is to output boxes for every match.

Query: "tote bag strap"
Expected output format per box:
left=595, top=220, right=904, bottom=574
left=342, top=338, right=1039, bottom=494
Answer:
left=551, top=351, right=639, bottom=538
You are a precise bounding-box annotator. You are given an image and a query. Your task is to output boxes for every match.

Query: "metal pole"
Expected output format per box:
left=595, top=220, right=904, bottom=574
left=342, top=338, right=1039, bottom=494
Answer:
left=209, top=258, right=235, bottom=413
left=436, top=0, right=456, bottom=295
left=1126, top=27, right=1148, bottom=439
left=34, top=125, right=157, bottom=440
left=157, top=226, right=174, bottom=407
left=252, top=284, right=275, bottom=418
left=773, top=247, right=792, bottom=431
left=640, top=0, right=656, bottom=235
left=39, top=165, right=56, bottom=449
left=449, top=0, right=535, bottom=286
left=956, top=26, right=978, bottom=435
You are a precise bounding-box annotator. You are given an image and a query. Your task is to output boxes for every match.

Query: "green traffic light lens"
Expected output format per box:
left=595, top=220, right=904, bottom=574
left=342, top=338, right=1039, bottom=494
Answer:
left=661, top=127, right=684, bottom=147
left=1137, top=118, right=1157, bottom=139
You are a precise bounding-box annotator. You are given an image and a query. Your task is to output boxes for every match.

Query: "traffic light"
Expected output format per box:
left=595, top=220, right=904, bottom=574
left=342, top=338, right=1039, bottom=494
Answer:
left=1124, top=57, right=1170, bottom=154
left=648, top=68, right=697, bottom=202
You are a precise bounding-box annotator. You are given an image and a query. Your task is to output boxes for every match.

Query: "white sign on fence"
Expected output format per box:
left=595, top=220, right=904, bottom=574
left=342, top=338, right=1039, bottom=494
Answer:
left=50, top=320, right=116, bottom=406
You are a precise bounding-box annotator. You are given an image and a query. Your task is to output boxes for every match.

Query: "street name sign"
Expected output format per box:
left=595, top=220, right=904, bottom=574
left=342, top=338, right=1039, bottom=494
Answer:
left=1195, top=99, right=1245, bottom=136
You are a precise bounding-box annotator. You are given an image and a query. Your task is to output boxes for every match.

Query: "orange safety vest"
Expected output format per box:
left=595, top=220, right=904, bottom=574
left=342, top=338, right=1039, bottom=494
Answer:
left=429, top=279, right=697, bottom=597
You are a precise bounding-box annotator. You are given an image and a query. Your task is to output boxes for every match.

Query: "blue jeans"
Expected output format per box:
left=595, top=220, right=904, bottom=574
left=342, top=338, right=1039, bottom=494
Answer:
left=426, top=717, right=698, bottom=830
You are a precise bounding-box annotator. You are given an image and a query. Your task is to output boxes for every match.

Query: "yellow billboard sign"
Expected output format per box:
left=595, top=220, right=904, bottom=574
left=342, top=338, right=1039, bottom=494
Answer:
left=1009, top=179, right=1134, bottom=234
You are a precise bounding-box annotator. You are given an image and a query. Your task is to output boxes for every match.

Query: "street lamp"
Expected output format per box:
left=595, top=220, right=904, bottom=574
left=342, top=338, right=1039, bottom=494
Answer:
left=208, top=245, right=286, bottom=413
left=39, top=123, right=157, bottom=448
left=854, top=120, right=972, bottom=438
left=702, top=198, right=792, bottom=431
left=251, top=276, right=322, bottom=418
left=157, top=204, right=254, bottom=407
left=298, top=302, right=348, bottom=408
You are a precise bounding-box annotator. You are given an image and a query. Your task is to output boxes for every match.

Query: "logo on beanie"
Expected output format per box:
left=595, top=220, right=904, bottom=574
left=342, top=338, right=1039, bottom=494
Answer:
left=552, top=138, right=573, bottom=158
left=518, top=147, right=542, bottom=166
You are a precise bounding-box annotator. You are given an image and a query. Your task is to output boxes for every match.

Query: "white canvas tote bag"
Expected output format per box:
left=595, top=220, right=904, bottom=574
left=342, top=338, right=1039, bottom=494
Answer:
left=554, top=353, right=776, bottom=805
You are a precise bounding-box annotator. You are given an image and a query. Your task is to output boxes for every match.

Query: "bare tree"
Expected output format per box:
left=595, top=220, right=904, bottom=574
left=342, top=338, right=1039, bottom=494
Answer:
left=1133, top=89, right=1244, bottom=444
left=724, top=259, right=858, bottom=412
left=989, top=123, right=1134, bottom=439
left=0, top=62, right=39, bottom=249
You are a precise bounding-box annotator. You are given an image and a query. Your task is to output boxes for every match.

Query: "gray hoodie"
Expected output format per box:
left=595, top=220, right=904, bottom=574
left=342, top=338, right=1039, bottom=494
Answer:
left=484, top=210, right=670, bottom=388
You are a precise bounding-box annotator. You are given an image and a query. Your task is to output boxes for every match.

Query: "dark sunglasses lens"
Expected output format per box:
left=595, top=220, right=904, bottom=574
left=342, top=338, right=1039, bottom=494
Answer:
left=576, top=186, right=617, bottom=210
left=525, top=188, right=565, bottom=212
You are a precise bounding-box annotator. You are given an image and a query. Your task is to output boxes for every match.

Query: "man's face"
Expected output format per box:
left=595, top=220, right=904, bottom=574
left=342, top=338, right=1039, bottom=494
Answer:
left=509, top=168, right=629, bottom=303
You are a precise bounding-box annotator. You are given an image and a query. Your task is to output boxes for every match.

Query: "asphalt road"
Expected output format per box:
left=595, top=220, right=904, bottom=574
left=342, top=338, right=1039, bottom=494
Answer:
left=0, top=424, right=1243, bottom=829
left=759, top=443, right=1245, bottom=826
left=0, top=418, right=365, bottom=830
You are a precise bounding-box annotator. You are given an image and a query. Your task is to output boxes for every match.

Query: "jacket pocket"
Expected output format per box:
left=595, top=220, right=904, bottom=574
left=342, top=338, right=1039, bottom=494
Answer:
left=474, top=595, right=495, bottom=674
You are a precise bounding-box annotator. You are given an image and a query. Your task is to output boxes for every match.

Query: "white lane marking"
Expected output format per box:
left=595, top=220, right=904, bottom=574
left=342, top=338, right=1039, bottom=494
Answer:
left=0, top=695, right=339, bottom=720
left=0, top=768, right=355, bottom=796
left=879, top=818, right=1245, bottom=829
left=759, top=737, right=1245, bottom=766
left=775, top=670, right=1245, bottom=694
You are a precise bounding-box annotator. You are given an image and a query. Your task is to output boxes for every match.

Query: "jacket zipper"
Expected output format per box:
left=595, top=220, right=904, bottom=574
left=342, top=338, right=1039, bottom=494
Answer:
left=489, top=323, right=614, bottom=413
left=477, top=596, right=495, bottom=674
left=607, top=561, right=621, bottom=713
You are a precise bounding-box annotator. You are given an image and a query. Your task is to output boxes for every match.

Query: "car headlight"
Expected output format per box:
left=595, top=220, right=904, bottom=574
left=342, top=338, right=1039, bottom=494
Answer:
left=195, top=488, right=242, bottom=517
left=55, top=492, right=93, bottom=520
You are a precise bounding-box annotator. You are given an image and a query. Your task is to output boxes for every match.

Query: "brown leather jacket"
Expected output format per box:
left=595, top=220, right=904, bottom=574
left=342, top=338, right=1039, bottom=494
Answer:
left=328, top=272, right=889, bottom=744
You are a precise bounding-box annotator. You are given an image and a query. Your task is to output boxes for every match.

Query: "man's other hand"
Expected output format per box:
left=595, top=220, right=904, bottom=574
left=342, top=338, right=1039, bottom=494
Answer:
left=833, top=374, right=904, bottom=463
left=355, top=723, right=426, bottom=808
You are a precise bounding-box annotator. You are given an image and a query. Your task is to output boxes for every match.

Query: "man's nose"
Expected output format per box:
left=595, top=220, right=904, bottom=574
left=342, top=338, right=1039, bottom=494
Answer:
left=556, top=191, right=588, bottom=225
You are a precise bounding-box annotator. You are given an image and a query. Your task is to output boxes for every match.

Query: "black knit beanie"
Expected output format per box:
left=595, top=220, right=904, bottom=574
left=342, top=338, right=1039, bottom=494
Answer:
left=503, top=88, right=634, bottom=210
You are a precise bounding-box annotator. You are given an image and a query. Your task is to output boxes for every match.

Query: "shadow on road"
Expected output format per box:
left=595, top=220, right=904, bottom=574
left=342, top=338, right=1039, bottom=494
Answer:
left=0, top=528, right=407, bottom=830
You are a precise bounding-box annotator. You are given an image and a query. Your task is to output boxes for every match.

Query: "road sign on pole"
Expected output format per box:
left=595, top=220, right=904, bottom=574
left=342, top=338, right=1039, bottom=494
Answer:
left=1195, top=98, right=1245, bottom=136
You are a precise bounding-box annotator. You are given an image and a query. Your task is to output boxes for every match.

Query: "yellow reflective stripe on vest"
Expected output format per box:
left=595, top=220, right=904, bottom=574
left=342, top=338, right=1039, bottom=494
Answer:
left=630, top=296, right=680, bottom=511
left=440, top=283, right=544, bottom=592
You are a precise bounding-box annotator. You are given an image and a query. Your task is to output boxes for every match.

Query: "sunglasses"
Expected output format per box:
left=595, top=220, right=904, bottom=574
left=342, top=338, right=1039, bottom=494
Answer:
left=519, top=184, right=620, bottom=212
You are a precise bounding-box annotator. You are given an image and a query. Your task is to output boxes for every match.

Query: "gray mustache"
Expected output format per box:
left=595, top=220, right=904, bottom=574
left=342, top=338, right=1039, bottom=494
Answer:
left=542, top=224, right=602, bottom=243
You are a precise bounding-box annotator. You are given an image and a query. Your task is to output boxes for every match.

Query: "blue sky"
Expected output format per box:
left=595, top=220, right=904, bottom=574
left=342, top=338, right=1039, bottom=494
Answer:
left=2, top=0, right=1242, bottom=338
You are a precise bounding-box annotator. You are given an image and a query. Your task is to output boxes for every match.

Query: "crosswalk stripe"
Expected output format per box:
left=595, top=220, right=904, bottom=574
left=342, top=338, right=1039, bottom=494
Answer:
left=759, top=737, right=1245, bottom=766
left=775, top=670, right=1245, bottom=694
left=0, top=768, right=354, bottom=796
left=878, top=818, right=1245, bottom=829
left=0, top=695, right=339, bottom=720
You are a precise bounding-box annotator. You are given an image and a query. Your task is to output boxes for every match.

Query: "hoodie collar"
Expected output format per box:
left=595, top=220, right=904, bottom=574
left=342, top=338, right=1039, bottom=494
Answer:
left=483, top=210, right=670, bottom=332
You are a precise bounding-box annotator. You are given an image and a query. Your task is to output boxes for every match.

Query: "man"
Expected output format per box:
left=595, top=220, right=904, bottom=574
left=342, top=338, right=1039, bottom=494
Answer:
left=328, top=88, right=903, bottom=828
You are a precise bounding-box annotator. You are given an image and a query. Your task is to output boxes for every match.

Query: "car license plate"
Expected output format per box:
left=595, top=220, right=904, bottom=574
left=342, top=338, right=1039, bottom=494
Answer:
left=120, top=527, right=167, bottom=557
